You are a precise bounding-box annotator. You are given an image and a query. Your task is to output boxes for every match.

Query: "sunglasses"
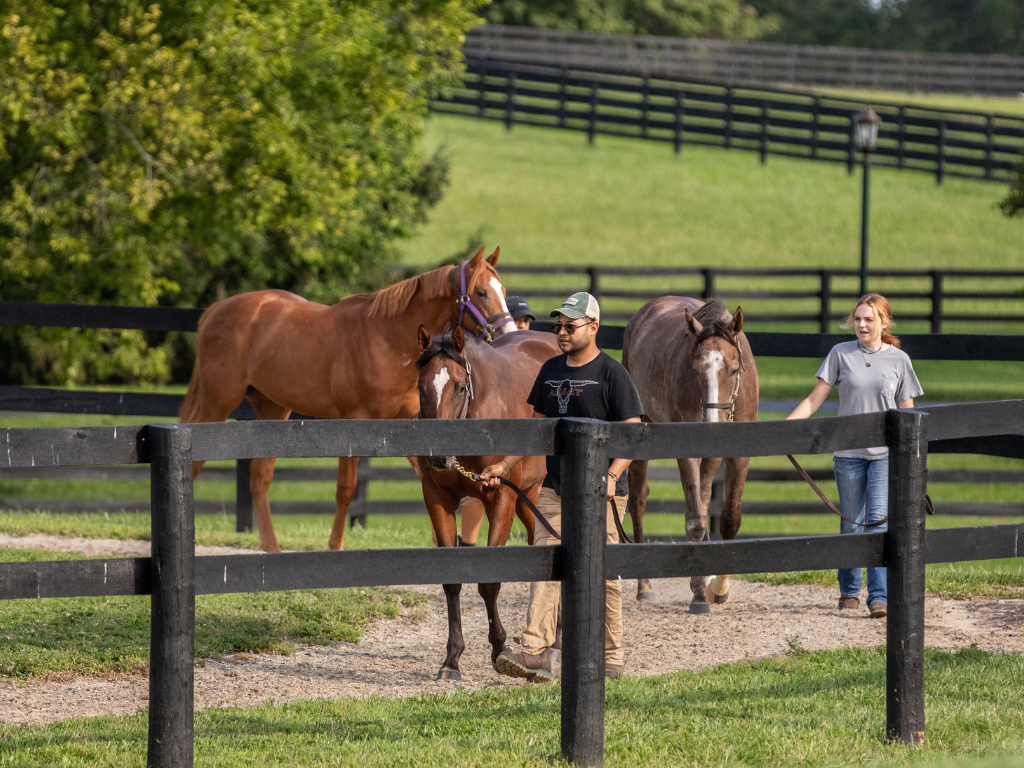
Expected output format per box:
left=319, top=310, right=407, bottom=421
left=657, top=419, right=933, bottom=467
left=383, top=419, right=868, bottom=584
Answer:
left=551, top=320, right=594, bottom=336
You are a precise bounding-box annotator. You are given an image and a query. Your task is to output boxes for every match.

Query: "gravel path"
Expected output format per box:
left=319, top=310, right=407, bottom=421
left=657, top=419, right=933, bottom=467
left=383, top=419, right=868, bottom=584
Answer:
left=2, top=536, right=1023, bottom=726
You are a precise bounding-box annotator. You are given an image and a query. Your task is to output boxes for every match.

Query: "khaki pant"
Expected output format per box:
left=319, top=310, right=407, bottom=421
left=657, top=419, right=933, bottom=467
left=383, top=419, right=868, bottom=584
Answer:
left=521, top=487, right=624, bottom=666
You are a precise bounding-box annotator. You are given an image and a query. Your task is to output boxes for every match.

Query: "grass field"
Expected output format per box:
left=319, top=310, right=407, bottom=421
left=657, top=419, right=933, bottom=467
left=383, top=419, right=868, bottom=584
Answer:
left=2, top=647, right=1023, bottom=767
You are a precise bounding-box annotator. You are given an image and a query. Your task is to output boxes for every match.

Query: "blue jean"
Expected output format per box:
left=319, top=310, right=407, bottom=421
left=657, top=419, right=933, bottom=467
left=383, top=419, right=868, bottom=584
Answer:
left=834, top=455, right=888, bottom=605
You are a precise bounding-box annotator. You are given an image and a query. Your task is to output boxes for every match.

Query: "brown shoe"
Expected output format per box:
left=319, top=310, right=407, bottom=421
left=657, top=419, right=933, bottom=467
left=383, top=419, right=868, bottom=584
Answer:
left=494, top=649, right=553, bottom=682
left=869, top=602, right=888, bottom=618
left=838, top=597, right=860, bottom=611
left=606, top=664, right=623, bottom=680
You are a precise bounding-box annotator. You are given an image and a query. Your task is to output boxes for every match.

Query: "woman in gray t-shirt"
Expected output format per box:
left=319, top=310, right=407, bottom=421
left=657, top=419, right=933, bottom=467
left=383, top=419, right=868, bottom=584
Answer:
left=786, top=294, right=923, bottom=619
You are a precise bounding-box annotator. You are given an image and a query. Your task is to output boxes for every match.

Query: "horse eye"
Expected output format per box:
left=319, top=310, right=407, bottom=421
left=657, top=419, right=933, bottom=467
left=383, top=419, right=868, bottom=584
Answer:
left=476, top=289, right=487, bottom=297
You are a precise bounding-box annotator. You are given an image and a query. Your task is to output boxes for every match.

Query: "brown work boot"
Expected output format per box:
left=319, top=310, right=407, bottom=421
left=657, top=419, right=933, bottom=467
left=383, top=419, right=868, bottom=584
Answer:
left=494, top=649, right=554, bottom=682
left=606, top=664, right=623, bottom=680
left=838, top=596, right=860, bottom=611
left=869, top=602, right=888, bottom=618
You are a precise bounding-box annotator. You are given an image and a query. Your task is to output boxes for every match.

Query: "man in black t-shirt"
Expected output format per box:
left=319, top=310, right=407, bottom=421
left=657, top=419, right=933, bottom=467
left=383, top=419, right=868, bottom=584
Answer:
left=479, top=291, right=643, bottom=682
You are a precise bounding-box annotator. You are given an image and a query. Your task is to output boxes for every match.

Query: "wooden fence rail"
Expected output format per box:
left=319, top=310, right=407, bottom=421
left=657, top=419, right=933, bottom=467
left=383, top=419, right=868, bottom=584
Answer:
left=430, top=58, right=1024, bottom=185
left=1, top=403, right=1022, bottom=764
left=463, top=25, right=1024, bottom=97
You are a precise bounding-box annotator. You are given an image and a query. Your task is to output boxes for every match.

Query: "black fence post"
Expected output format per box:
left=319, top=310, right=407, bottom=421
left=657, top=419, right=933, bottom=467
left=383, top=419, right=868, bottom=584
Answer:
left=897, top=106, right=907, bottom=169
left=235, top=458, right=254, bottom=533
left=478, top=65, right=487, bottom=117
left=505, top=72, right=517, bottom=132
left=559, top=69, right=568, bottom=129
left=588, top=267, right=601, bottom=303
left=885, top=409, right=929, bottom=748
left=724, top=86, right=734, bottom=149
left=148, top=424, right=196, bottom=768
left=936, top=121, right=946, bottom=185
left=349, top=456, right=369, bottom=529
left=760, top=100, right=769, bottom=164
left=702, top=268, right=716, bottom=300
left=984, top=115, right=995, bottom=180
left=673, top=92, right=685, bottom=155
left=819, top=270, right=832, bottom=334
left=588, top=83, right=599, bottom=145
left=559, top=417, right=610, bottom=767
left=810, top=96, right=820, bottom=159
left=930, top=271, right=943, bottom=334
left=641, top=76, right=650, bottom=139
left=848, top=119, right=857, bottom=175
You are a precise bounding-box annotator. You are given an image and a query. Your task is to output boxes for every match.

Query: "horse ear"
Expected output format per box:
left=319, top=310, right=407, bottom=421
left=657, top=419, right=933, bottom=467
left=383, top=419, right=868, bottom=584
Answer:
left=417, top=324, right=431, bottom=352
left=732, top=307, right=744, bottom=335
left=451, top=324, right=465, bottom=354
left=685, top=310, right=703, bottom=337
left=469, top=247, right=485, bottom=265
left=485, top=247, right=500, bottom=267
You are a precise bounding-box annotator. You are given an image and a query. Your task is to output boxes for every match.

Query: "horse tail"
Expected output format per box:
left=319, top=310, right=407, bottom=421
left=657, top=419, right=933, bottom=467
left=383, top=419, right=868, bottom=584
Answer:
left=178, top=364, right=204, bottom=424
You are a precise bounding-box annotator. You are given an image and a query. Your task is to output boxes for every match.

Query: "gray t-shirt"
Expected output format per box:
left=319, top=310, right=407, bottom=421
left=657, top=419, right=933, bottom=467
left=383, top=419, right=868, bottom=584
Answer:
left=816, top=341, right=924, bottom=459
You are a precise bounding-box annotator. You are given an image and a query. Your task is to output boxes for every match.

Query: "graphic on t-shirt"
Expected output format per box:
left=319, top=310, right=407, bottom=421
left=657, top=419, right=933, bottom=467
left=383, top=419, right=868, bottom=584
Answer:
left=545, top=379, right=600, bottom=413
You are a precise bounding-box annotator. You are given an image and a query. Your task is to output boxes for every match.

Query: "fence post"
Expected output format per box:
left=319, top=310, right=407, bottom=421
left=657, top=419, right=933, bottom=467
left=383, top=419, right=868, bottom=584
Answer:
left=897, top=106, right=907, bottom=169
left=885, top=409, right=929, bottom=748
left=588, top=267, right=601, bottom=303
left=148, top=424, right=196, bottom=768
left=235, top=458, right=254, bottom=533
left=559, top=417, right=610, bottom=767
left=984, top=115, right=994, bottom=180
left=673, top=92, right=685, bottom=155
left=702, top=268, right=716, bottom=300
left=930, top=271, right=943, bottom=334
left=810, top=96, right=820, bottom=159
left=505, top=72, right=517, bottom=132
left=349, top=456, right=369, bottom=529
left=724, top=86, right=734, bottom=149
left=641, top=76, right=650, bottom=139
left=819, top=270, right=832, bottom=334
left=559, top=69, right=568, bottom=129
left=936, top=121, right=946, bottom=185
left=847, top=119, right=856, bottom=176
left=478, top=65, right=487, bottom=117
left=588, top=83, right=599, bottom=145
left=760, top=100, right=769, bottom=164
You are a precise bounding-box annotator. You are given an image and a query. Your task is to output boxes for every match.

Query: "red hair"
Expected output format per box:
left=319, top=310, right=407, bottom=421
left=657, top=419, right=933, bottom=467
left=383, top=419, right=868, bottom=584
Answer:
left=844, top=294, right=901, bottom=349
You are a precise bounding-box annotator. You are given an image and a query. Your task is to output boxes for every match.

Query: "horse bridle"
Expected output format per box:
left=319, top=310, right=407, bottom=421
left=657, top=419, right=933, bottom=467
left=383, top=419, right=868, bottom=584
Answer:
left=450, top=260, right=513, bottom=343
left=699, top=337, right=745, bottom=423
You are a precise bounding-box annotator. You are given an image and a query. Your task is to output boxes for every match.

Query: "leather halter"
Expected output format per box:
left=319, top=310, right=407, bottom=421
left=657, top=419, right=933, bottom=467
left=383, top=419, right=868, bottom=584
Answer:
left=699, top=336, right=745, bottom=423
left=456, top=360, right=474, bottom=419
left=449, top=260, right=513, bottom=343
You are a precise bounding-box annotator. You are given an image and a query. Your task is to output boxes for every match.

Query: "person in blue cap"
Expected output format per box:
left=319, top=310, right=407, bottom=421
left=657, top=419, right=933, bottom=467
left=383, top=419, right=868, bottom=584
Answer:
left=506, top=295, right=535, bottom=331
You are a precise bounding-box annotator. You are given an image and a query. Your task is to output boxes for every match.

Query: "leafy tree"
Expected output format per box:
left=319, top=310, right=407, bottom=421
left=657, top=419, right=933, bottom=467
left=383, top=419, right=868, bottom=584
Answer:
left=1001, top=159, right=1024, bottom=218
left=0, top=0, right=477, bottom=385
left=484, top=0, right=778, bottom=40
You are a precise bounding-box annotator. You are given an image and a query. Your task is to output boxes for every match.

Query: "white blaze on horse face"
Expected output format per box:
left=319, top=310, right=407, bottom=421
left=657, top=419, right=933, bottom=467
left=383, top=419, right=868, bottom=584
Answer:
left=432, top=367, right=450, bottom=410
left=488, top=277, right=517, bottom=333
left=703, top=350, right=725, bottom=423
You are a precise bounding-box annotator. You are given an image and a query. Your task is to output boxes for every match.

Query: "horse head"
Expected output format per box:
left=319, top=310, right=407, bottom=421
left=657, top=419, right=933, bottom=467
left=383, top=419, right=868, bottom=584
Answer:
left=416, top=324, right=474, bottom=470
left=454, top=247, right=517, bottom=342
left=685, top=303, right=745, bottom=423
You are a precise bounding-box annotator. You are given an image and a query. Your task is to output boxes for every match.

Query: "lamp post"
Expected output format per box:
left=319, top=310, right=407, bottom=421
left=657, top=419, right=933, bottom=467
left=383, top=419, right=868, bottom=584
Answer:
left=853, top=106, right=881, bottom=297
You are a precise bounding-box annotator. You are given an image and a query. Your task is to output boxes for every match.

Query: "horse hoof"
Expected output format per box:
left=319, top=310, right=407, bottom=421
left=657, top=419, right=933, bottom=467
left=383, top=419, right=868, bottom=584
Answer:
left=436, top=667, right=461, bottom=681
left=637, top=589, right=656, bottom=602
left=708, top=590, right=729, bottom=604
left=688, top=601, right=711, bottom=615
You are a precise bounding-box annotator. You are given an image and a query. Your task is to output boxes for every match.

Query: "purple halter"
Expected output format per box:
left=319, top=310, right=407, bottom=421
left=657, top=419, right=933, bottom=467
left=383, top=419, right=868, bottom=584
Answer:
left=453, top=260, right=513, bottom=343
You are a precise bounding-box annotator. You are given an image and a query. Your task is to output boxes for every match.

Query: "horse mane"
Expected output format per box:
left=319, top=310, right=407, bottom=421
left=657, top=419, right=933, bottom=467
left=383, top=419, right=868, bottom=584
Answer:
left=416, top=328, right=469, bottom=370
left=689, top=299, right=737, bottom=357
left=367, top=265, right=453, bottom=319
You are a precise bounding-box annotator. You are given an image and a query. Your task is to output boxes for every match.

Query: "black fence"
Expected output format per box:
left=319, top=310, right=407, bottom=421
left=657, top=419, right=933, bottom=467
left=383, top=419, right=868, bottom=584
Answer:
left=3, top=301, right=1024, bottom=531
left=464, top=25, right=1024, bottom=97
left=499, top=265, right=1024, bottom=330
left=1, top=402, right=1022, bottom=765
left=430, top=58, right=1024, bottom=184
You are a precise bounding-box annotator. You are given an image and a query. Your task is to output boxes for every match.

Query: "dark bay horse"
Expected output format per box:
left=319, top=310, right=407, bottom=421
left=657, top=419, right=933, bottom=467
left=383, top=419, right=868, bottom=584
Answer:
left=416, top=324, right=560, bottom=680
left=623, top=298, right=759, bottom=612
left=179, top=248, right=516, bottom=553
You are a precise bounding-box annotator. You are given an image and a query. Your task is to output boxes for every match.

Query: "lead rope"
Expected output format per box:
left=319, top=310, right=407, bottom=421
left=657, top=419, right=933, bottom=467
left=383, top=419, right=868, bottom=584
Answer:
left=786, top=454, right=934, bottom=527
left=450, top=458, right=562, bottom=541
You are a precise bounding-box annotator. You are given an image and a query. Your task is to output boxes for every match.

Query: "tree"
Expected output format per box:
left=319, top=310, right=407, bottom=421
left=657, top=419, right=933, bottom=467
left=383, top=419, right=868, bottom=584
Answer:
left=1001, top=159, right=1024, bottom=218
left=0, top=0, right=478, bottom=385
left=483, top=0, right=777, bottom=40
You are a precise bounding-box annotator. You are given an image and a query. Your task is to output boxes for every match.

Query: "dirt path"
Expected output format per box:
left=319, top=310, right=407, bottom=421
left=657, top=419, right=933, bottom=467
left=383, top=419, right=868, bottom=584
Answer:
left=2, top=536, right=1023, bottom=726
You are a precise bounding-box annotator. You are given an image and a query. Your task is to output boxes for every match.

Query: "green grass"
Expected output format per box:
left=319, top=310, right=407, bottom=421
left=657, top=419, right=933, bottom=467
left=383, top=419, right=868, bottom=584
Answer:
left=812, top=87, right=1024, bottom=118
left=0, top=548, right=423, bottom=680
left=2, top=647, right=1024, bottom=766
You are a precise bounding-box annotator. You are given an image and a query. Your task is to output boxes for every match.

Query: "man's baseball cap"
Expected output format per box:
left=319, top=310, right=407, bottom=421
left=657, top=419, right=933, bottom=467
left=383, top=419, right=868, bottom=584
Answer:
left=506, top=295, right=535, bottom=321
left=550, top=292, right=600, bottom=322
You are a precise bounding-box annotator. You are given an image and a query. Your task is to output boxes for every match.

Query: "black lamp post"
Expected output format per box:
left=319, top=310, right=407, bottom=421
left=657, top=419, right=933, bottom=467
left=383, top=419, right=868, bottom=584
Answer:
left=853, top=106, right=881, bottom=297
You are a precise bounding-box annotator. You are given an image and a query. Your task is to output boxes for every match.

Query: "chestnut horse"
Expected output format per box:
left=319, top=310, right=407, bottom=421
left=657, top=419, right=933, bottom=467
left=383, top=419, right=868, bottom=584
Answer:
left=179, top=248, right=516, bottom=553
left=623, top=298, right=759, bottom=612
left=416, top=324, right=560, bottom=680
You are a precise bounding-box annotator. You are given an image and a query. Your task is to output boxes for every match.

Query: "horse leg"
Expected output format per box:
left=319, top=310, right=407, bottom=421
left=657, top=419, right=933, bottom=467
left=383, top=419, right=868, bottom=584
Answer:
left=709, top=456, right=750, bottom=605
left=245, top=390, right=292, bottom=553
left=514, top=485, right=539, bottom=545
left=423, top=479, right=465, bottom=680
left=478, top=582, right=507, bottom=665
left=328, top=457, right=359, bottom=551
left=476, top=489, right=517, bottom=665
left=627, top=460, right=655, bottom=601
left=678, top=457, right=711, bottom=613
left=439, top=583, right=466, bottom=681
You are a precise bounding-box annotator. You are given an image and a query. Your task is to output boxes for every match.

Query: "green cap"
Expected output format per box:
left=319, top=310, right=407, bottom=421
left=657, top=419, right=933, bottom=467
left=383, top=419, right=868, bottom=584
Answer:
left=549, top=292, right=600, bottom=322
